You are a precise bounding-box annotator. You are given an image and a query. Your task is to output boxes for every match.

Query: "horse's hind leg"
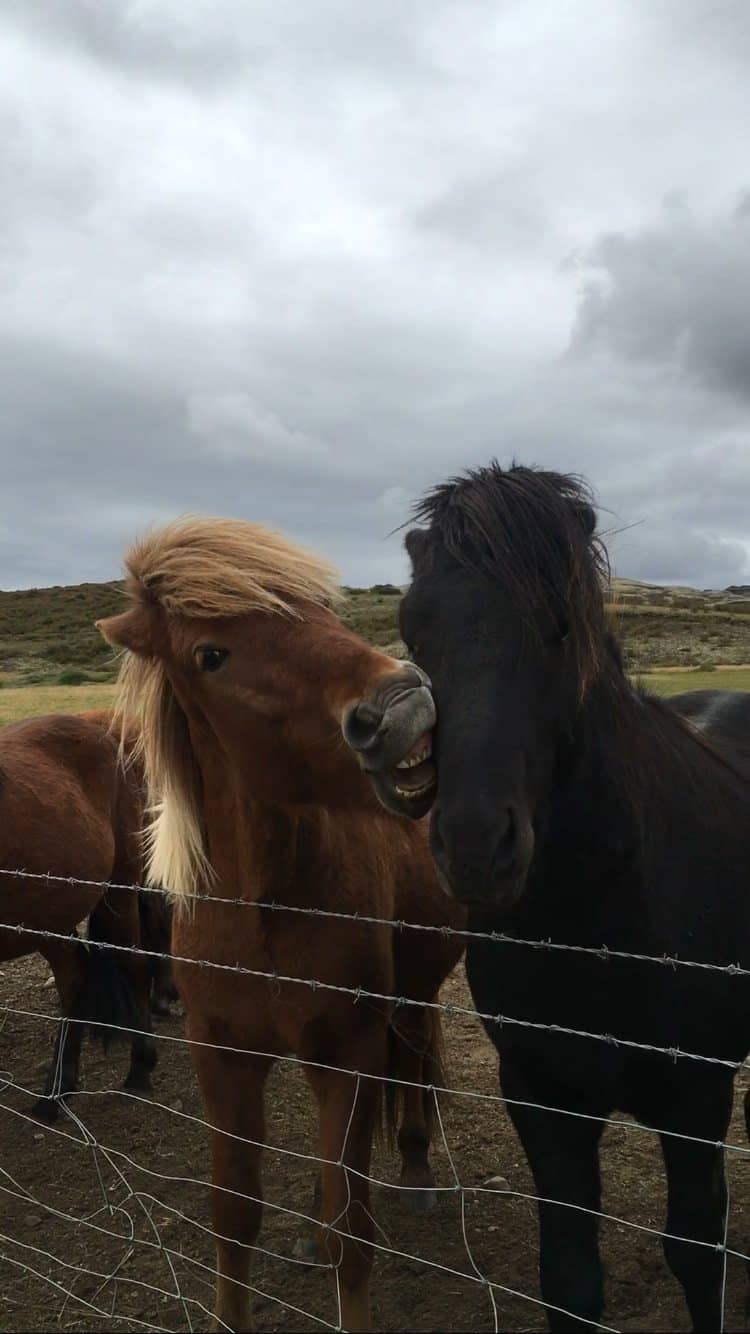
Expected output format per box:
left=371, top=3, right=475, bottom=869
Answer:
left=32, top=939, right=87, bottom=1122
left=658, top=1074, right=733, bottom=1332
left=388, top=1007, right=440, bottom=1213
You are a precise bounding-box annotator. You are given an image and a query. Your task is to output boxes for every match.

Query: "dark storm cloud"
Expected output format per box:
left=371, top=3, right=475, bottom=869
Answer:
left=570, top=198, right=750, bottom=401
left=0, top=0, right=749, bottom=591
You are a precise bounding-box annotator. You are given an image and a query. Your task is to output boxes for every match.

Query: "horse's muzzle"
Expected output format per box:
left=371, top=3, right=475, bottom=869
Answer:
left=342, top=664, right=437, bottom=819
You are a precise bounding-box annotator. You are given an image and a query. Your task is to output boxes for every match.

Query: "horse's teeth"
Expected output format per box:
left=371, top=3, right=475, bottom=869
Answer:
left=395, top=741, right=432, bottom=770
left=394, top=779, right=435, bottom=799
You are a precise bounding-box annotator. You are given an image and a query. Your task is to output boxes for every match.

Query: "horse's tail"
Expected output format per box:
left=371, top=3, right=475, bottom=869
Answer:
left=383, top=1003, right=446, bottom=1149
left=81, top=895, right=148, bottom=1049
left=138, top=887, right=178, bottom=1015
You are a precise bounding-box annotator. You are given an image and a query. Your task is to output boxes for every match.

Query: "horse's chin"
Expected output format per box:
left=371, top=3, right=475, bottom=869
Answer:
left=437, top=872, right=529, bottom=917
left=367, top=768, right=437, bottom=820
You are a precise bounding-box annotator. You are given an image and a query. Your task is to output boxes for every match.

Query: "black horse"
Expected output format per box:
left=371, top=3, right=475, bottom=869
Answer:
left=346, top=464, right=750, bottom=1332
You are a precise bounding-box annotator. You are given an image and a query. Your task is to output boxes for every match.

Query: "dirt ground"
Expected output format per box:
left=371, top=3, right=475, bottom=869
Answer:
left=1, top=956, right=749, bottom=1334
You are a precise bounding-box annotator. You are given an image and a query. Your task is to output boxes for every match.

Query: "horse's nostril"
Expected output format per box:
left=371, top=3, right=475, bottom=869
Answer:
left=343, top=701, right=382, bottom=749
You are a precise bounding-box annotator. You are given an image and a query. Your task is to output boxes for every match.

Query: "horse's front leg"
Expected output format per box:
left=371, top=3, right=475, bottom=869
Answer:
left=191, top=1038, right=272, bottom=1334
left=657, top=1073, right=733, bottom=1333
left=502, top=1054, right=607, bottom=1332
left=305, top=1017, right=386, bottom=1334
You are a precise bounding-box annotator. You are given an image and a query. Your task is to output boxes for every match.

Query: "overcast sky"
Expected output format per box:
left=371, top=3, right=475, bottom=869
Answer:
left=1, top=1, right=749, bottom=591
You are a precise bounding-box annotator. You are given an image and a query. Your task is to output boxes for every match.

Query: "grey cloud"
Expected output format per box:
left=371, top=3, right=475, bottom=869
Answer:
left=645, top=2, right=750, bottom=68
left=2, top=0, right=443, bottom=88
left=609, top=524, right=748, bottom=590
left=1, top=0, right=749, bottom=593
left=569, top=198, right=750, bottom=400
left=415, top=166, right=552, bottom=255
left=2, top=0, right=265, bottom=87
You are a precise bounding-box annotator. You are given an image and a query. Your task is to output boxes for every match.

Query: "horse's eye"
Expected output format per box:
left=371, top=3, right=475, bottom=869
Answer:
left=196, top=647, right=229, bottom=673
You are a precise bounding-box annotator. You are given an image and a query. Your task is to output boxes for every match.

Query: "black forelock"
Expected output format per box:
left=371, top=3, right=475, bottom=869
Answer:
left=410, top=462, right=610, bottom=687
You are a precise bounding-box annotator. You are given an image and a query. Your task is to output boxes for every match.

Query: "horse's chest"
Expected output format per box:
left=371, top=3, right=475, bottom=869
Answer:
left=465, top=930, right=749, bottom=1082
left=173, top=904, right=394, bottom=1046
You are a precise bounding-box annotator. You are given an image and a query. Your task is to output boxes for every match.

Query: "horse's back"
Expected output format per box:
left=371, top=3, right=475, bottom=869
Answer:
left=670, top=688, right=750, bottom=772
left=0, top=713, right=120, bottom=814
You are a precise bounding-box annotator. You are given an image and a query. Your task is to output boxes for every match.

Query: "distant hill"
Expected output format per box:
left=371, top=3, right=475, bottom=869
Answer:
left=0, top=575, right=748, bottom=688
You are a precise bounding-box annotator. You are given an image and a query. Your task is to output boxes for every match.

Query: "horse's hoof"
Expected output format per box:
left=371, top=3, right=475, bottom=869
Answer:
left=122, top=1073, right=153, bottom=1095
left=399, top=1184, right=438, bottom=1214
left=293, top=1237, right=323, bottom=1264
left=30, top=1096, right=60, bottom=1124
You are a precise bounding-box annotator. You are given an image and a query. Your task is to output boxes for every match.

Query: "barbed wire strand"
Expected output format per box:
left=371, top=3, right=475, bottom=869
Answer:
left=1, top=918, right=747, bottom=1075
left=2, top=865, right=749, bottom=981
left=3, top=999, right=750, bottom=1159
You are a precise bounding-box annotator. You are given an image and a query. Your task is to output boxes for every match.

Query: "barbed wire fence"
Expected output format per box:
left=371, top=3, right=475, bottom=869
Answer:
left=1, top=868, right=749, bottom=1332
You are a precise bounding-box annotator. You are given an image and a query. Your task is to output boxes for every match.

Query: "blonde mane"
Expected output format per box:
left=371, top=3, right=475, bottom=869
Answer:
left=112, top=516, right=341, bottom=905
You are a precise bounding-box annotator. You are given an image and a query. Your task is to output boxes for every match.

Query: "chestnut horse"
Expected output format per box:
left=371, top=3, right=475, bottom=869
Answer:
left=0, top=709, right=157, bottom=1120
left=99, top=517, right=463, bottom=1333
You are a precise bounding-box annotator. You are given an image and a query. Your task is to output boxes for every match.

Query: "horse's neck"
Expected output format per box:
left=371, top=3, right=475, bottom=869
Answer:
left=532, top=672, right=654, bottom=901
left=200, top=766, right=332, bottom=904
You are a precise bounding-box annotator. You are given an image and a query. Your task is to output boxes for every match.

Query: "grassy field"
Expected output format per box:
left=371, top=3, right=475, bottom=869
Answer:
left=0, top=682, right=116, bottom=726
left=1, top=575, right=750, bottom=689
left=0, top=572, right=748, bottom=724
left=1, top=667, right=749, bottom=727
left=640, top=666, right=750, bottom=696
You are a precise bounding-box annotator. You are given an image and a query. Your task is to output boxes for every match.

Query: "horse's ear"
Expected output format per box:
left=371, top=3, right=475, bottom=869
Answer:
left=405, top=528, right=428, bottom=567
left=576, top=503, right=597, bottom=539
left=96, top=605, right=155, bottom=656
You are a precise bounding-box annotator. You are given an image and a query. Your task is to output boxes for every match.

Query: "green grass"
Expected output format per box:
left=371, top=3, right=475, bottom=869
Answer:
left=0, top=682, right=116, bottom=726
left=640, top=667, right=750, bottom=697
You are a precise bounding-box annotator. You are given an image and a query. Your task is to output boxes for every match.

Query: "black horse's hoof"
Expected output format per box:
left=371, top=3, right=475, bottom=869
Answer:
left=122, top=1071, right=153, bottom=1095
left=399, top=1183, right=438, bottom=1214
left=30, top=1095, right=60, bottom=1124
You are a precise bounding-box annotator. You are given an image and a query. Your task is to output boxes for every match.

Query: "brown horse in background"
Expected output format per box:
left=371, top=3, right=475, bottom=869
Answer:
left=100, top=517, right=464, bottom=1333
left=0, top=709, right=158, bottom=1120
